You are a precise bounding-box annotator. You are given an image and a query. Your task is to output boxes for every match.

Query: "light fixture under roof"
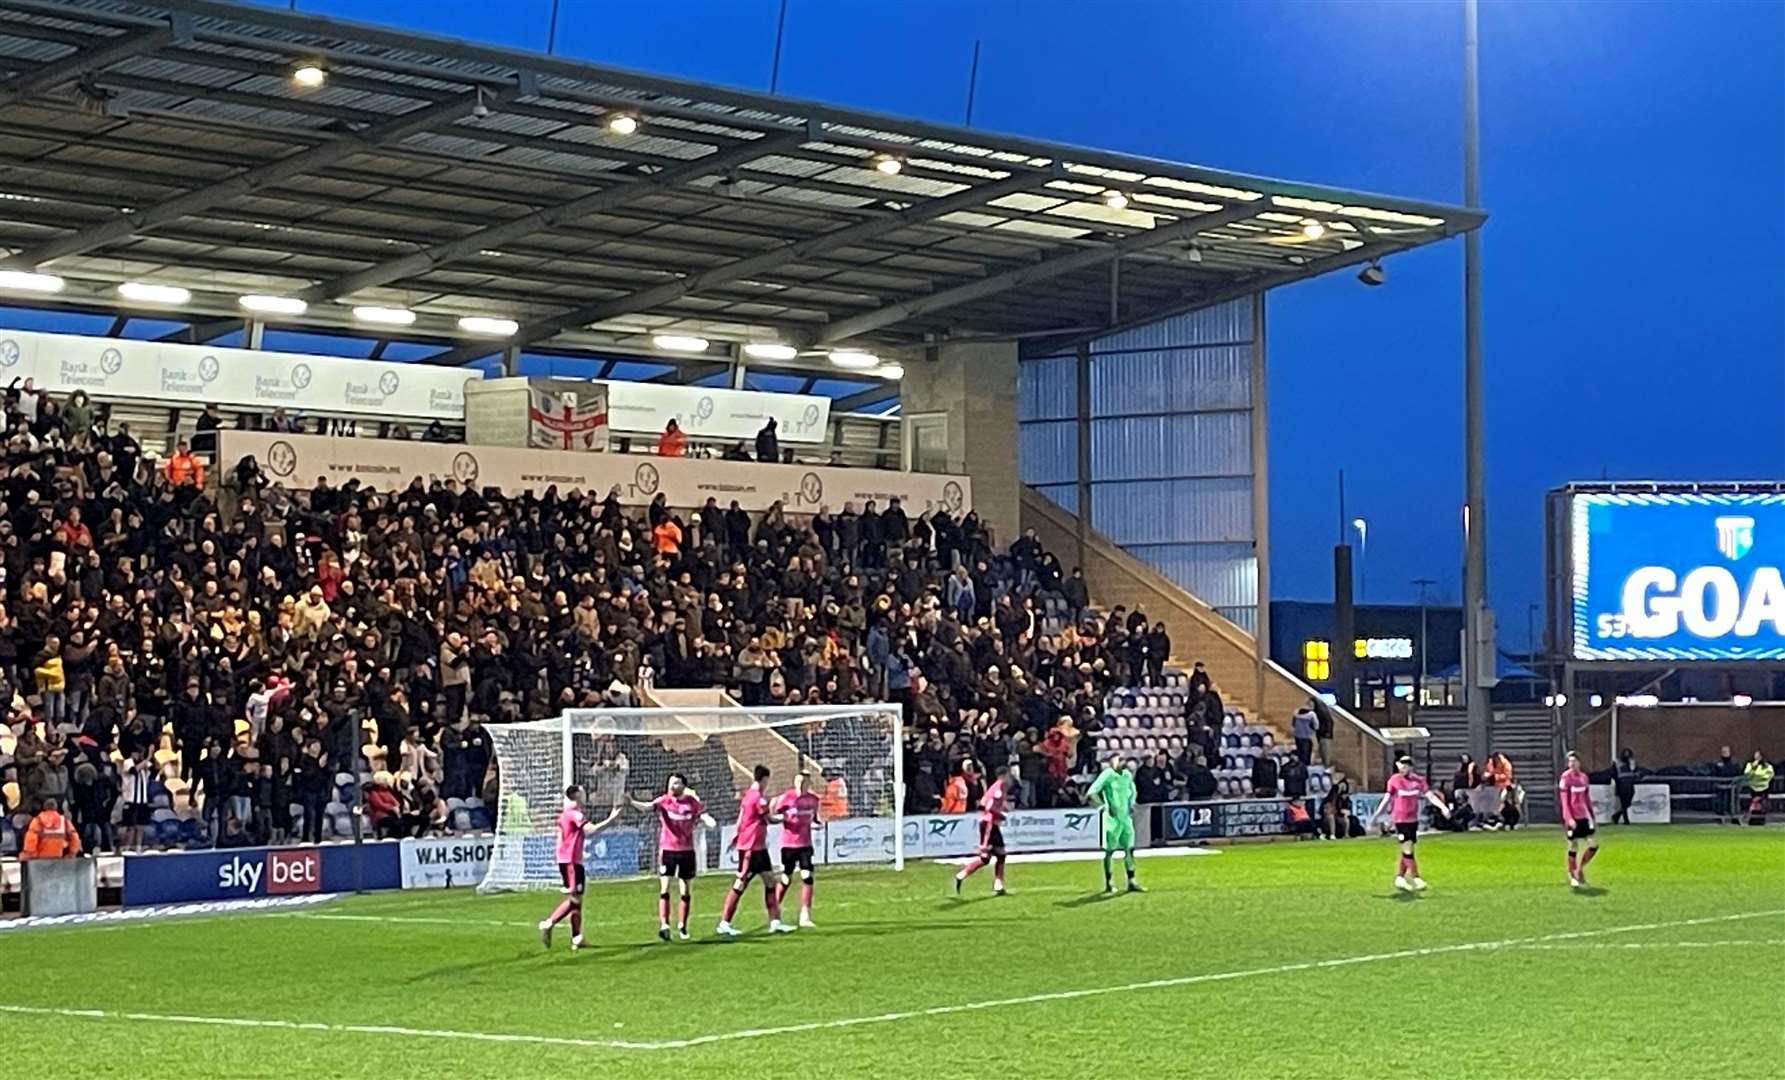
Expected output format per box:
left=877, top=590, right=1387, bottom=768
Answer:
left=874, top=362, right=905, bottom=380
left=291, top=62, right=326, bottom=88
left=827, top=349, right=879, bottom=370
left=0, top=270, right=65, bottom=294
left=1300, top=219, right=1326, bottom=239
left=239, top=294, right=307, bottom=315
left=871, top=154, right=903, bottom=176
left=352, top=305, right=416, bottom=326
left=459, top=315, right=519, bottom=336
left=743, top=342, right=797, bottom=362
left=606, top=113, right=639, bottom=136
left=652, top=333, right=709, bottom=353
left=1102, top=190, right=1129, bottom=210
left=117, top=281, right=190, bottom=305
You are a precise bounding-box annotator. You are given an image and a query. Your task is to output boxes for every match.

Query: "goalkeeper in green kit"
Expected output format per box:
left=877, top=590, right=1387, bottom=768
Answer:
left=1088, top=753, right=1144, bottom=894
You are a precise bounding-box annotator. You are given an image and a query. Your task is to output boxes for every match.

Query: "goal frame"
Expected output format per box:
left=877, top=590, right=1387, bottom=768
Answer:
left=484, top=703, right=907, bottom=890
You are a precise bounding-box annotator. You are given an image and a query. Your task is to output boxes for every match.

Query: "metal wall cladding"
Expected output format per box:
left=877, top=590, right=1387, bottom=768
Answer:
left=1017, top=353, right=1077, bottom=421
left=1088, top=413, right=1251, bottom=481
left=1033, top=483, right=1078, bottom=517
left=1088, top=345, right=1250, bottom=417
left=1089, top=477, right=1254, bottom=545
left=1090, top=299, right=1253, bottom=354
left=1018, top=420, right=1078, bottom=486
left=1123, top=541, right=1258, bottom=613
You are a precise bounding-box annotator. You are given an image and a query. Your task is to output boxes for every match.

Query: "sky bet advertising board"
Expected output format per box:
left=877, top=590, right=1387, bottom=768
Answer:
left=1572, top=492, right=1785, bottom=661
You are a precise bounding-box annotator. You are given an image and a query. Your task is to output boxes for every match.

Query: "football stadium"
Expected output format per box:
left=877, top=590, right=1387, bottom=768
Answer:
left=0, top=3, right=1780, bottom=1079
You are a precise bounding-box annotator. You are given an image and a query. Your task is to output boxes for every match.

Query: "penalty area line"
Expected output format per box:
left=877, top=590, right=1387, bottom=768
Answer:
left=3, top=908, right=1779, bottom=1052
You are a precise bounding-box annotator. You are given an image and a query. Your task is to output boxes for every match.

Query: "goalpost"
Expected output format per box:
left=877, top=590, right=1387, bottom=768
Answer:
left=478, top=703, right=905, bottom=892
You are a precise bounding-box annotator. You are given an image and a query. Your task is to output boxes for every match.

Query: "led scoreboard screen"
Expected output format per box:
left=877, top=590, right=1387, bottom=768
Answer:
left=1572, top=492, right=1785, bottom=661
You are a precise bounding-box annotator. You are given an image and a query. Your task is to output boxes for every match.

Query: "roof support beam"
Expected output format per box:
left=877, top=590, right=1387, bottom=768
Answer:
left=415, top=166, right=1054, bottom=367
left=154, top=316, right=240, bottom=344
left=832, top=383, right=900, bottom=413
left=301, top=130, right=808, bottom=304
left=804, top=202, right=1261, bottom=347
left=0, top=17, right=187, bottom=110
left=8, top=75, right=532, bottom=269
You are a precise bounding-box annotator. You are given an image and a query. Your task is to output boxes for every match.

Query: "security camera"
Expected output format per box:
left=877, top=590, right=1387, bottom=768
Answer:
left=1357, top=261, right=1386, bottom=287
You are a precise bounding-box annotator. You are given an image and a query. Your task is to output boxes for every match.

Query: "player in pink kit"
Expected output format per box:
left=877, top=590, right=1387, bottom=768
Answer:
left=1558, top=750, right=1600, bottom=888
left=717, top=765, right=792, bottom=936
left=1368, top=756, right=1450, bottom=892
left=774, top=771, right=823, bottom=928
left=537, top=784, right=621, bottom=950
left=954, top=764, right=1014, bottom=896
left=631, top=773, right=716, bottom=941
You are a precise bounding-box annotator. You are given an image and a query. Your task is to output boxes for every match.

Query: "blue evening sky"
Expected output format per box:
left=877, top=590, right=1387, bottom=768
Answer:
left=224, top=3, right=1785, bottom=639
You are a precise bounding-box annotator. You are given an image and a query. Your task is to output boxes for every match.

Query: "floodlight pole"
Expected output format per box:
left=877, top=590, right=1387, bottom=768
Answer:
left=1462, top=0, right=1490, bottom=762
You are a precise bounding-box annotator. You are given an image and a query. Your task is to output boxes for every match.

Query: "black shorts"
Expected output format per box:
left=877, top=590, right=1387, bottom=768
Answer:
left=658, top=850, right=697, bottom=881
left=780, top=846, right=814, bottom=875
left=978, top=821, right=1006, bottom=857
left=735, top=849, right=773, bottom=877
left=559, top=862, right=586, bottom=894
left=123, top=804, right=153, bottom=827
left=1568, top=820, right=1596, bottom=841
left=1394, top=822, right=1420, bottom=844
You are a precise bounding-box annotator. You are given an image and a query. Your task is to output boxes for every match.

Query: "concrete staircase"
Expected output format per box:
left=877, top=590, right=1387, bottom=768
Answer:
left=1021, top=486, right=1390, bottom=788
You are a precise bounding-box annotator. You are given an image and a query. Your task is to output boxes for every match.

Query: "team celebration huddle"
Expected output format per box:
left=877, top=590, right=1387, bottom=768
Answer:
left=535, top=749, right=1608, bottom=948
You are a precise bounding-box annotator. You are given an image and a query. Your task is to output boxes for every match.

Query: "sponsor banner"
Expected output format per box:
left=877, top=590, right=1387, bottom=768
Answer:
left=121, top=842, right=402, bottom=906
left=1214, top=798, right=1288, bottom=838
left=901, top=814, right=979, bottom=858
left=823, top=817, right=897, bottom=865
left=0, top=329, right=472, bottom=420
left=1350, top=793, right=1385, bottom=823
left=528, top=384, right=609, bottom=452
left=603, top=382, right=829, bottom=445
left=587, top=831, right=642, bottom=878
left=1157, top=802, right=1219, bottom=843
left=219, top=431, right=971, bottom=516
left=1001, top=808, right=1101, bottom=852
left=1588, top=783, right=1672, bottom=824
left=1571, top=491, right=1785, bottom=661
left=400, top=837, right=494, bottom=889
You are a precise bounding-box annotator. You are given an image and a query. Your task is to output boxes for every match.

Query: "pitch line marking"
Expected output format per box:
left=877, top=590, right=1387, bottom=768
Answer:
left=3, top=908, right=1779, bottom=1052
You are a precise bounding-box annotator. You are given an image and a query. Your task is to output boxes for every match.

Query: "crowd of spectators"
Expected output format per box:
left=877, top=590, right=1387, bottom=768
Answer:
left=0, top=377, right=1227, bottom=854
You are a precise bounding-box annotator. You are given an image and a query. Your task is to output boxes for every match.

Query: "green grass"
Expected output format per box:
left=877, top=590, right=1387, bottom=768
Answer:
left=8, top=826, right=1785, bottom=1079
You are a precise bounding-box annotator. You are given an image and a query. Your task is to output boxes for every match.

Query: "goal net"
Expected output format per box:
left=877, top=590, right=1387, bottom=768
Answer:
left=478, top=702, right=904, bottom=892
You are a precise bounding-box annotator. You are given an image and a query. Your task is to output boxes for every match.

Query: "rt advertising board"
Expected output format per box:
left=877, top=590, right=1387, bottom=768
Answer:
left=1570, top=491, right=1785, bottom=661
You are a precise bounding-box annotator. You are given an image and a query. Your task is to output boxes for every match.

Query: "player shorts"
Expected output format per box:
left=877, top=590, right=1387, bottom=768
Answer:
left=1394, top=822, right=1420, bottom=844
left=780, top=846, right=815, bottom=875
left=736, top=848, right=773, bottom=877
left=658, top=850, right=697, bottom=880
left=1103, top=816, right=1135, bottom=851
left=978, top=821, right=1006, bottom=857
left=1568, top=820, right=1596, bottom=841
left=558, top=862, right=586, bottom=895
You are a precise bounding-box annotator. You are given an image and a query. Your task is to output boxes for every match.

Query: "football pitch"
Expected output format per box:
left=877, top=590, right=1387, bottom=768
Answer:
left=7, top=827, right=1783, bottom=1079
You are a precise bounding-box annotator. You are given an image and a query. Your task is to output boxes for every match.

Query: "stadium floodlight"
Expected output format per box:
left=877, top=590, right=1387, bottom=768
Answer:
left=0, top=270, right=65, bottom=293
left=1358, top=260, right=1387, bottom=287
left=743, top=342, right=798, bottom=361
left=117, top=281, right=190, bottom=305
left=606, top=113, right=640, bottom=135
left=239, top=294, right=307, bottom=315
left=828, top=349, right=878, bottom=370
left=479, top=704, right=905, bottom=891
left=352, top=305, right=417, bottom=326
left=874, top=362, right=904, bottom=380
left=458, top=315, right=519, bottom=336
left=291, top=62, right=327, bottom=88
left=1102, top=190, right=1129, bottom=210
left=1300, top=219, right=1326, bottom=239
left=871, top=154, right=903, bottom=176
left=652, top=333, right=709, bottom=353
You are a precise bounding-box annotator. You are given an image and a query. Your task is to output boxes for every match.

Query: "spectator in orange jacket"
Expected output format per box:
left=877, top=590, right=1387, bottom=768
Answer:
left=656, top=419, right=686, bottom=457
left=1485, top=751, right=1514, bottom=789
left=652, top=517, right=683, bottom=555
left=165, top=439, right=205, bottom=488
left=941, top=761, right=976, bottom=814
left=22, top=796, right=82, bottom=859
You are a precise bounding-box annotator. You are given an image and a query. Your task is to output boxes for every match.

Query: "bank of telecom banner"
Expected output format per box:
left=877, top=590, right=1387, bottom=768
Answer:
left=1572, top=492, right=1785, bottom=661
